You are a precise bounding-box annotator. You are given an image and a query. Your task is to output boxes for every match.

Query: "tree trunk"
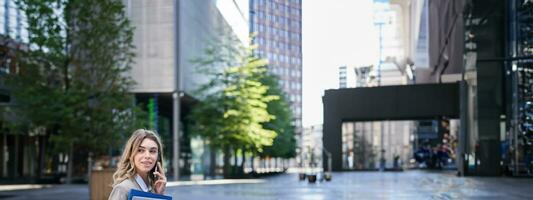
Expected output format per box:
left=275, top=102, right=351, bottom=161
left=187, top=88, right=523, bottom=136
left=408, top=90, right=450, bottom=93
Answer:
left=210, top=148, right=216, bottom=178
left=66, top=142, right=74, bottom=184
left=233, top=148, right=238, bottom=177
left=38, top=135, right=47, bottom=178
left=240, top=147, right=245, bottom=174
left=0, top=129, right=4, bottom=178
left=250, top=152, right=255, bottom=173
left=223, top=146, right=231, bottom=178
left=14, top=134, right=19, bottom=178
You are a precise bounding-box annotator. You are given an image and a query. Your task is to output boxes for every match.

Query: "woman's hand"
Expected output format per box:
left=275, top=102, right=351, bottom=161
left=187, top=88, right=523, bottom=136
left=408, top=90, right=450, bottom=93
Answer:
left=153, top=162, right=167, bottom=194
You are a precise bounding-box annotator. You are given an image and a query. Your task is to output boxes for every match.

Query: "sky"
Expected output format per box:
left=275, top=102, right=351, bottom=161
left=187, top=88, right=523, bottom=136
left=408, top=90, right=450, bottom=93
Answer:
left=302, top=0, right=380, bottom=127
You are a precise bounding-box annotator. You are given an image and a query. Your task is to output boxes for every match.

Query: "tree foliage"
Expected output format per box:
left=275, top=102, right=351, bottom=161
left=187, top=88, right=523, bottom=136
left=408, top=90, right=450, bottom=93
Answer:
left=260, top=74, right=296, bottom=158
left=189, top=35, right=277, bottom=153
left=5, top=0, right=145, bottom=154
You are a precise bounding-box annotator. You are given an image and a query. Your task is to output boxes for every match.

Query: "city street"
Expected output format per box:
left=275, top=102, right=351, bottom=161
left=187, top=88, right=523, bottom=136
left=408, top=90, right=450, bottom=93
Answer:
left=1, top=170, right=533, bottom=199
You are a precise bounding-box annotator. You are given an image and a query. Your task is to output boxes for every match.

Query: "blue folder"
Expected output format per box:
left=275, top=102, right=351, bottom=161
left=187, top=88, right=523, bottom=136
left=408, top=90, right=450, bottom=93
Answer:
left=127, top=189, right=172, bottom=200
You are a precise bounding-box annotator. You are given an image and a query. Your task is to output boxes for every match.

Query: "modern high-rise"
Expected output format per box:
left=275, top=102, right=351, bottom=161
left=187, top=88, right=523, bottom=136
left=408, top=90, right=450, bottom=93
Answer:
left=249, top=0, right=303, bottom=137
left=338, top=65, right=373, bottom=89
left=0, top=0, right=28, bottom=81
left=338, top=66, right=347, bottom=89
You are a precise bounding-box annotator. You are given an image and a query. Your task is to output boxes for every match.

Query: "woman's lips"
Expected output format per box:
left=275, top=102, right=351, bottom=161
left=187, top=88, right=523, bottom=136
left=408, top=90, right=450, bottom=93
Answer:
left=141, top=161, right=153, bottom=167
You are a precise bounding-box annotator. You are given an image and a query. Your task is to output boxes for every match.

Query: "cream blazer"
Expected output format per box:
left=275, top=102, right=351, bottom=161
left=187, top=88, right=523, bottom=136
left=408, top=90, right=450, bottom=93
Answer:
left=108, top=178, right=153, bottom=200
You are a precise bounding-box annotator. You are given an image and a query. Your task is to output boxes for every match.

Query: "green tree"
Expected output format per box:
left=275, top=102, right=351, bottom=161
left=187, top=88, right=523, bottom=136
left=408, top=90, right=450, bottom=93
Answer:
left=260, top=74, right=296, bottom=159
left=5, top=0, right=145, bottom=182
left=190, top=35, right=277, bottom=176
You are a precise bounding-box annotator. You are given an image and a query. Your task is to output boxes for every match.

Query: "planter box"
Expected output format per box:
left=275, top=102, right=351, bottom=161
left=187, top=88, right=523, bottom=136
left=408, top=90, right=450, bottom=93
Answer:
left=298, top=173, right=306, bottom=181
left=307, top=174, right=317, bottom=183
left=90, top=169, right=115, bottom=200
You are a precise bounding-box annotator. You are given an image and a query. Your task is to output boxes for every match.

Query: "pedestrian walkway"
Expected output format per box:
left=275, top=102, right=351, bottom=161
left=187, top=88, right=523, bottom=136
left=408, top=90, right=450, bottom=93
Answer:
left=0, top=184, right=88, bottom=200
left=1, top=170, right=533, bottom=199
left=0, top=179, right=265, bottom=200
left=166, top=170, right=533, bottom=200
left=0, top=184, right=53, bottom=192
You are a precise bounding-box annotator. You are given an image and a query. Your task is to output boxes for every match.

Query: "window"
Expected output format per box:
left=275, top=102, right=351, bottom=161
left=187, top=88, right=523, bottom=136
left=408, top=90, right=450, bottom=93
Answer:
left=7, top=0, right=16, bottom=38
left=0, top=0, right=4, bottom=35
left=296, top=108, right=301, bottom=115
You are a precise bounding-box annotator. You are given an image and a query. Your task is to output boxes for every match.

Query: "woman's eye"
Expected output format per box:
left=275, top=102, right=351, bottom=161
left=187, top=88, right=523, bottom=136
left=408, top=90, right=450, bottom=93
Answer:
left=150, top=150, right=157, bottom=154
left=138, top=149, right=144, bottom=153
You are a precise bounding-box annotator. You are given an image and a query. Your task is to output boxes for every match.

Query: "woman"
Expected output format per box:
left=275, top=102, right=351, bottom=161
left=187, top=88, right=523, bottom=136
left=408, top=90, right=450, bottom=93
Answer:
left=108, top=129, right=167, bottom=200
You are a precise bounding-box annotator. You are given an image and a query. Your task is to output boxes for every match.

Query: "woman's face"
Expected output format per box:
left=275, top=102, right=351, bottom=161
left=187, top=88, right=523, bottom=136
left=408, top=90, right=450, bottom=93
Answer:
left=133, top=138, right=159, bottom=175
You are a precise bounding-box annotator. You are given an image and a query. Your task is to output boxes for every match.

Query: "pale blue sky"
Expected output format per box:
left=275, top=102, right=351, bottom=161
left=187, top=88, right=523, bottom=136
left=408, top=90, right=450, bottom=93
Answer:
left=302, top=0, right=379, bottom=127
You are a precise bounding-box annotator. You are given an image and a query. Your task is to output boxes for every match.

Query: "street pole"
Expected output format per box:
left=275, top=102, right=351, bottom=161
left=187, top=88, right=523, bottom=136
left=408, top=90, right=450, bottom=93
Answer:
left=377, top=22, right=385, bottom=171
left=172, top=92, right=180, bottom=181
left=377, top=23, right=383, bottom=87
left=172, top=0, right=181, bottom=181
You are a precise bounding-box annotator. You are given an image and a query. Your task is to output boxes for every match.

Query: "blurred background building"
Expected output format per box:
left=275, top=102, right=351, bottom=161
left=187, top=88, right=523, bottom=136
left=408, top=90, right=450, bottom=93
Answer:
left=0, top=0, right=250, bottom=182
left=249, top=0, right=303, bottom=145
left=1, top=0, right=533, bottom=184
left=0, top=0, right=33, bottom=180
left=124, top=0, right=249, bottom=179
left=333, top=0, right=416, bottom=170
left=301, top=124, right=323, bottom=169
left=324, top=0, right=533, bottom=177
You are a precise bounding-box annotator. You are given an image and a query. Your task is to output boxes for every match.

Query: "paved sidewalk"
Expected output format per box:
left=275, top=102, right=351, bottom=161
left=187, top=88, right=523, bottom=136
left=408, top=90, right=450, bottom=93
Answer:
left=0, top=184, right=88, bottom=200
left=1, top=170, right=533, bottom=199
left=166, top=171, right=533, bottom=200
left=0, top=184, right=54, bottom=192
left=0, top=179, right=266, bottom=199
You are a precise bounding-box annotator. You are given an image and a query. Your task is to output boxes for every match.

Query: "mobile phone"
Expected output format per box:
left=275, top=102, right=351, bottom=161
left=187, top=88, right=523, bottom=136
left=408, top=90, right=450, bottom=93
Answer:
left=151, top=163, right=159, bottom=180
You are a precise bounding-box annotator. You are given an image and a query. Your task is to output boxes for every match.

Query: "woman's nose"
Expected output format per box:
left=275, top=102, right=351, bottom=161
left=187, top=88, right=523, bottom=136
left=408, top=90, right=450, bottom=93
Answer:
left=144, top=151, right=151, bottom=159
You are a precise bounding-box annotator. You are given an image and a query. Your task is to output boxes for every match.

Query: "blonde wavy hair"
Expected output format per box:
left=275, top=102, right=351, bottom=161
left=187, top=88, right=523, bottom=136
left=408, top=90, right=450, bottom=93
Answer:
left=112, top=129, right=164, bottom=188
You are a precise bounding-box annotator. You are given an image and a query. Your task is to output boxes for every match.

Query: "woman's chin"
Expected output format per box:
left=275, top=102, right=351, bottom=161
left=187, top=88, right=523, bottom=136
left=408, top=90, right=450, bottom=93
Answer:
left=136, top=167, right=152, bottom=174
